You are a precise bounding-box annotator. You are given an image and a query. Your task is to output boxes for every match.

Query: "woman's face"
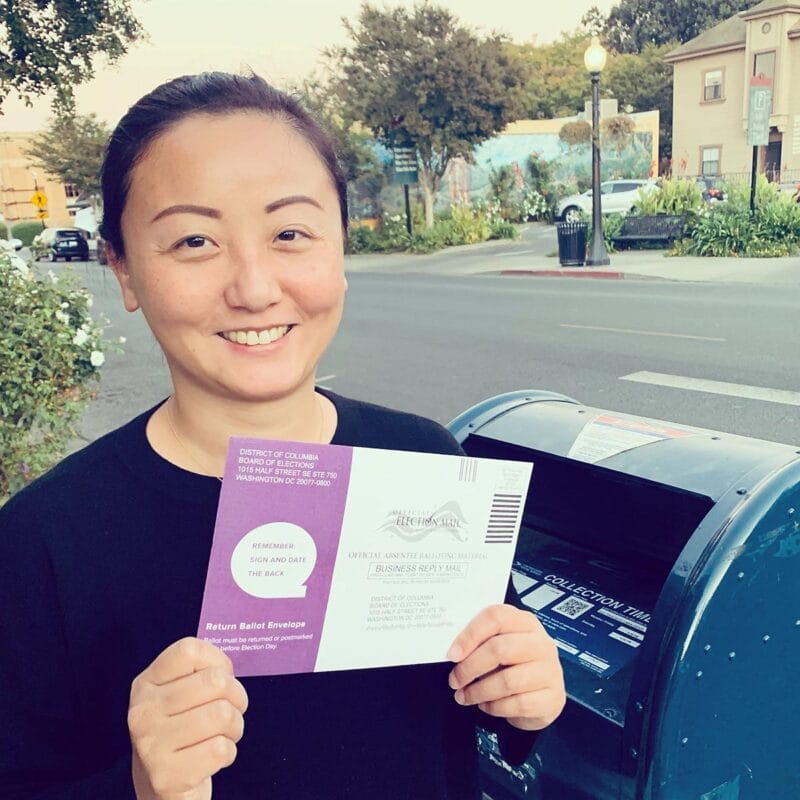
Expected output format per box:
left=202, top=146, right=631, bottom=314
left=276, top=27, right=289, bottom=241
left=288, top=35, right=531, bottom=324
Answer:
left=112, top=111, right=346, bottom=403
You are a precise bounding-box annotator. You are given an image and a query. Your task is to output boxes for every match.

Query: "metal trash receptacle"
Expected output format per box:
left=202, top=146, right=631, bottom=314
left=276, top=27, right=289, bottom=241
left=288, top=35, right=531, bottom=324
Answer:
left=448, top=390, right=800, bottom=800
left=556, top=221, right=587, bottom=267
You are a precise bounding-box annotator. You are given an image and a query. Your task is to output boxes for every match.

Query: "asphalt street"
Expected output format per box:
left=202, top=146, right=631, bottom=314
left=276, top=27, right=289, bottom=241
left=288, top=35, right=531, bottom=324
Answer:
left=51, top=257, right=800, bottom=450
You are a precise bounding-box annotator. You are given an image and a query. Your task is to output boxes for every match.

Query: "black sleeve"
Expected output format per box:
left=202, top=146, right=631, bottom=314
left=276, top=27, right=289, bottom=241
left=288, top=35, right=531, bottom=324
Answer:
left=0, top=497, right=136, bottom=799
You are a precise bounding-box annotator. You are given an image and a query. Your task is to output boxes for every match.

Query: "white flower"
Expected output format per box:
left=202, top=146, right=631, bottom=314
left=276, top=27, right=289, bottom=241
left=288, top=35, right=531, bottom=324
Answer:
left=90, top=350, right=105, bottom=367
left=55, top=310, right=70, bottom=324
left=73, top=329, right=89, bottom=347
left=118, top=336, right=127, bottom=344
left=60, top=302, right=69, bottom=309
left=86, top=296, right=93, bottom=308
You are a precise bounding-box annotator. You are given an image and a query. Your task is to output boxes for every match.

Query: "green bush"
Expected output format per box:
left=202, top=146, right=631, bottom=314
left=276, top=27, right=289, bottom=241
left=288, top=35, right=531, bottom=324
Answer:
left=633, top=179, right=703, bottom=217
left=488, top=220, right=519, bottom=240
left=345, top=225, right=383, bottom=254
left=12, top=221, right=47, bottom=246
left=584, top=212, right=625, bottom=254
left=0, top=244, right=120, bottom=502
left=446, top=204, right=491, bottom=245
left=685, top=179, right=800, bottom=257
left=408, top=223, right=451, bottom=253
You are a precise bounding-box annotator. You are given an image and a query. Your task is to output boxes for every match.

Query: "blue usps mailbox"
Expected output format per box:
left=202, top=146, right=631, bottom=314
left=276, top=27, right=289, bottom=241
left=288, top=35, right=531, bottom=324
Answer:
left=449, top=391, right=800, bottom=800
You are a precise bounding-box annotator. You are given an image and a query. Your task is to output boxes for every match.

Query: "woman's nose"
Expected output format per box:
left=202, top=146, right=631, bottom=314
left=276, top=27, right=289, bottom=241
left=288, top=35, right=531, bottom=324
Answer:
left=223, top=249, right=283, bottom=311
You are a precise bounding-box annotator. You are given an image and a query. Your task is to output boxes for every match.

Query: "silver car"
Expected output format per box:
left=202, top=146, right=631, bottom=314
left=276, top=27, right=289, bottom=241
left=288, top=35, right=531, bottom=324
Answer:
left=557, top=179, right=658, bottom=222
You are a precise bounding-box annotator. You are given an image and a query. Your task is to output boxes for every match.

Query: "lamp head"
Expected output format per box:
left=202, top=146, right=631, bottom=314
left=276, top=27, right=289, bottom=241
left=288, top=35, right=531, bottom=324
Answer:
left=584, top=36, right=608, bottom=74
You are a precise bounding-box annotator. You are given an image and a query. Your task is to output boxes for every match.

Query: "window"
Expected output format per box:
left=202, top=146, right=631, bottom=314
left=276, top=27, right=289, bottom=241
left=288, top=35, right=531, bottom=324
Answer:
left=753, top=51, right=776, bottom=111
left=64, top=183, right=79, bottom=198
left=701, top=147, right=721, bottom=176
left=753, top=51, right=776, bottom=80
left=704, top=69, right=723, bottom=101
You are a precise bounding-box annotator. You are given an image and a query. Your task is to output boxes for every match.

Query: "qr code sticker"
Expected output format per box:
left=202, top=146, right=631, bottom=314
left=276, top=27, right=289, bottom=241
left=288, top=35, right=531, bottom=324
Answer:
left=552, top=596, right=594, bottom=619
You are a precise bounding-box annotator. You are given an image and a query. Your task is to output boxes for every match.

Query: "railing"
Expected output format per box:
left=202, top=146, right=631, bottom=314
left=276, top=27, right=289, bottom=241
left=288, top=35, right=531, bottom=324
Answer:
left=663, top=169, right=800, bottom=185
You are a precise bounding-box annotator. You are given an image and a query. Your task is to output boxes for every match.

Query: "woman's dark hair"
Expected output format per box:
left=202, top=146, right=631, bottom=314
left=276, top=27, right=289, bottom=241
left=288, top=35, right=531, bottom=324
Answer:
left=100, top=72, right=348, bottom=257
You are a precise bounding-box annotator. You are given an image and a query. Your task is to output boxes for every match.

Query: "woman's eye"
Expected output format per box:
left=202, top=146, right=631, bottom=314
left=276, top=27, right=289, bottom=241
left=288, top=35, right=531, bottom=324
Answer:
left=277, top=230, right=306, bottom=242
left=179, top=235, right=209, bottom=249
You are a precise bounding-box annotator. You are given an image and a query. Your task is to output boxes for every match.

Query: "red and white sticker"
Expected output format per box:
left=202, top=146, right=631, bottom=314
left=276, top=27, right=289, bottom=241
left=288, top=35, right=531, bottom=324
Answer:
left=567, top=415, right=695, bottom=464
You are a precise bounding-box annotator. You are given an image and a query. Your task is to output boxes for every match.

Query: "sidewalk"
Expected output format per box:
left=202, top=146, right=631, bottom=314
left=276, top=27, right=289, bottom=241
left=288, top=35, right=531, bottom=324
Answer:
left=345, top=238, right=800, bottom=284
left=489, top=250, right=800, bottom=284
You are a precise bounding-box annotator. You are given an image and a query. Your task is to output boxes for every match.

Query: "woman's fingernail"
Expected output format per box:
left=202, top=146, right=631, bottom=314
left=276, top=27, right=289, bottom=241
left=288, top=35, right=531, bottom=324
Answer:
left=447, top=643, right=462, bottom=661
left=454, top=689, right=466, bottom=705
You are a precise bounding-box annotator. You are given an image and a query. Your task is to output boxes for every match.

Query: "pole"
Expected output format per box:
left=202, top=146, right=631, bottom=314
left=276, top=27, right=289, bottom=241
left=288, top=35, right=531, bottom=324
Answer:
left=750, top=146, right=759, bottom=216
left=403, top=184, right=412, bottom=236
left=586, top=71, right=610, bottom=266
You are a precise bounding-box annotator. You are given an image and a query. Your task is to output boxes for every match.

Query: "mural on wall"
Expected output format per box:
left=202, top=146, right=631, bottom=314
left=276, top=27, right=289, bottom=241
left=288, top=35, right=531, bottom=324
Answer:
left=437, top=131, right=655, bottom=207
left=366, top=127, right=656, bottom=219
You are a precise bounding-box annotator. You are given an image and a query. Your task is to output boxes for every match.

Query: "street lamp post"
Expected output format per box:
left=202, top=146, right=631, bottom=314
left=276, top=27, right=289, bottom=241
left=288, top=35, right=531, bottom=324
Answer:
left=584, top=36, right=610, bottom=267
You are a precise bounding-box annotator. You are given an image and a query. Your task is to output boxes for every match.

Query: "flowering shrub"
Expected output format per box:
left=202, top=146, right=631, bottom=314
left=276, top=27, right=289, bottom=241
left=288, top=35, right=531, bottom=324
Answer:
left=0, top=244, right=119, bottom=502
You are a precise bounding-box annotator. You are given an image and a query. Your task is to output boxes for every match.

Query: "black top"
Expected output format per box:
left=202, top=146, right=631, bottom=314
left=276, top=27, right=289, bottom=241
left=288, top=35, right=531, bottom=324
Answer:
left=0, top=391, right=533, bottom=799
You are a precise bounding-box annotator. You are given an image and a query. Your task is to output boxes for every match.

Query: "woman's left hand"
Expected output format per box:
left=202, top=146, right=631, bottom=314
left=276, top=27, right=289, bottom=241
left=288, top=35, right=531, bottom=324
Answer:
left=447, top=604, right=566, bottom=731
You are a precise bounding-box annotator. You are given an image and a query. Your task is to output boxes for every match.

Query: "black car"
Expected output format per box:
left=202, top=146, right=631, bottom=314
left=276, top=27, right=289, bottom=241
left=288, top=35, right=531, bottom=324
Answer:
left=50, top=229, right=89, bottom=262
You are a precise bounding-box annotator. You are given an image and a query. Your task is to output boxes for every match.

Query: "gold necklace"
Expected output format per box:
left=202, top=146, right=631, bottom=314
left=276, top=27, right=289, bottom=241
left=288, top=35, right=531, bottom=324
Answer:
left=164, top=395, right=326, bottom=482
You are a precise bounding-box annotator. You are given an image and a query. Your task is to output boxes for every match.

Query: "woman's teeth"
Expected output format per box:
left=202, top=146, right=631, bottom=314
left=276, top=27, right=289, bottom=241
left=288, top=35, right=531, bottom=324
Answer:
left=222, top=325, right=290, bottom=346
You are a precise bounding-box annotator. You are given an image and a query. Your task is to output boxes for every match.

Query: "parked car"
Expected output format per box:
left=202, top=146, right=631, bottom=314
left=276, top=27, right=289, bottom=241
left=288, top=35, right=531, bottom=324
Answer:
left=777, top=181, right=800, bottom=202
left=557, top=179, right=658, bottom=222
left=33, top=227, right=90, bottom=262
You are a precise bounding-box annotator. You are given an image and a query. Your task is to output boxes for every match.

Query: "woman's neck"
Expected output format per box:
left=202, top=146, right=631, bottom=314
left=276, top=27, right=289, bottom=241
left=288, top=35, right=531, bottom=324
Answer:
left=147, top=380, right=335, bottom=478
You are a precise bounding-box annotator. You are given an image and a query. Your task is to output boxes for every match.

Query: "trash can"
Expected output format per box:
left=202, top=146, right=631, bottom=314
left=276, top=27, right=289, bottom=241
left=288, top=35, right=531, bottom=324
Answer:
left=449, top=391, right=800, bottom=800
left=556, top=222, right=587, bottom=267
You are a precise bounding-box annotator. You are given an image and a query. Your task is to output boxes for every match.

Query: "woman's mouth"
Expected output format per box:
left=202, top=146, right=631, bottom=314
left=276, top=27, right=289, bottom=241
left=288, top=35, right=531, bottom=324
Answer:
left=219, top=324, right=291, bottom=346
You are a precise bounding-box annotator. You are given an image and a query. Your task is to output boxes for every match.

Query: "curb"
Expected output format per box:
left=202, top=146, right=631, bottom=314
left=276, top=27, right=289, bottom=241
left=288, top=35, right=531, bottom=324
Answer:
left=493, top=269, right=625, bottom=279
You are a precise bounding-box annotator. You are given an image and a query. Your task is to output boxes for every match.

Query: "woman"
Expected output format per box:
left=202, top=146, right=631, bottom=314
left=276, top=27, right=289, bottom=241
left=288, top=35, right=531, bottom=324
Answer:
left=0, top=72, right=565, bottom=799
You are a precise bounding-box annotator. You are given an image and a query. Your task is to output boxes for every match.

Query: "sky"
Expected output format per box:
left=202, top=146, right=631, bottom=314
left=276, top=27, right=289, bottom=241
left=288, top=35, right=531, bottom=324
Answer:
left=0, top=0, right=616, bottom=131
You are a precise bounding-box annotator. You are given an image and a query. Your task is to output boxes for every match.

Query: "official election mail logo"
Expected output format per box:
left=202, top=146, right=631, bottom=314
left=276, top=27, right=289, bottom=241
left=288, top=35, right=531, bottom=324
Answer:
left=379, top=501, right=468, bottom=543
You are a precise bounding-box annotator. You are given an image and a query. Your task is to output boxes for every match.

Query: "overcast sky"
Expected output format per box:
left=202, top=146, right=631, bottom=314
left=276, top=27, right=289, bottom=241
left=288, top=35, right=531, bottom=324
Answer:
left=0, top=0, right=617, bottom=131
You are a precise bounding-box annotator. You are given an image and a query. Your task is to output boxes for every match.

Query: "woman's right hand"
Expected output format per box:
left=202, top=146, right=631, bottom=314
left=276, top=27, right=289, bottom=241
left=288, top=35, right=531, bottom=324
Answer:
left=128, top=637, right=249, bottom=800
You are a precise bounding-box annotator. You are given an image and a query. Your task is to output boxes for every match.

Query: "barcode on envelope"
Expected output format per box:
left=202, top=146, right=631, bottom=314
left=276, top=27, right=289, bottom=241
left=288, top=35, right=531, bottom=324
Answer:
left=484, top=493, right=522, bottom=544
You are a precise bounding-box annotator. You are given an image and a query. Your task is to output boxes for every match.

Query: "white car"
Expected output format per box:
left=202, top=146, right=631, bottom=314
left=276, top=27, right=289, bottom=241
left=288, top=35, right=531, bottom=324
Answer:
left=557, top=179, right=658, bottom=222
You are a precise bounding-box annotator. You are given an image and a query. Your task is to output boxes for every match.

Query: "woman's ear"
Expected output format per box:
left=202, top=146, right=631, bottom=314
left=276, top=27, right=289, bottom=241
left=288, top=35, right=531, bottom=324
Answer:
left=106, top=246, right=141, bottom=313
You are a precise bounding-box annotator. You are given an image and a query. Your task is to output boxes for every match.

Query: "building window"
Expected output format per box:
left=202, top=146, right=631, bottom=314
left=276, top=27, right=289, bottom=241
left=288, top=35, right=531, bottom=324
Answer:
left=753, top=51, right=776, bottom=80
left=64, top=183, right=80, bottom=198
left=703, top=69, right=723, bottom=101
left=701, top=146, right=721, bottom=176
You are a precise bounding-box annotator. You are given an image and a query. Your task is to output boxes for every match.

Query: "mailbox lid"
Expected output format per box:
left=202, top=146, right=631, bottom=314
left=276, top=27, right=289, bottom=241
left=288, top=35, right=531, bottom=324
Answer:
left=471, top=399, right=799, bottom=502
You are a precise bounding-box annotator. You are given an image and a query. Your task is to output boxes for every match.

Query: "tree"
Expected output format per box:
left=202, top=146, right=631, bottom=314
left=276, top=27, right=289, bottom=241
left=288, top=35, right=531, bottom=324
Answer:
left=329, top=3, right=530, bottom=227
left=580, top=5, right=607, bottom=36
left=26, top=114, right=110, bottom=199
left=512, top=33, right=593, bottom=121
left=0, top=0, right=143, bottom=113
left=603, top=0, right=754, bottom=53
left=604, top=43, right=675, bottom=162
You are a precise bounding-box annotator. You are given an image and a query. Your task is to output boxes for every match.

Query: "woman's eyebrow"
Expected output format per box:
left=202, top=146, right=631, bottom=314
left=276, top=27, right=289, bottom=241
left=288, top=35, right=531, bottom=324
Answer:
left=151, top=204, right=221, bottom=223
left=265, top=195, right=323, bottom=213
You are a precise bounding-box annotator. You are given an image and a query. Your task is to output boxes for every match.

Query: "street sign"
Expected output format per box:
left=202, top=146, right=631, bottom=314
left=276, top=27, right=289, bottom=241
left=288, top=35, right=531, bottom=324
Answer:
left=747, top=76, right=772, bottom=147
left=36, top=210, right=49, bottom=219
left=30, top=190, right=48, bottom=210
left=392, top=145, right=418, bottom=185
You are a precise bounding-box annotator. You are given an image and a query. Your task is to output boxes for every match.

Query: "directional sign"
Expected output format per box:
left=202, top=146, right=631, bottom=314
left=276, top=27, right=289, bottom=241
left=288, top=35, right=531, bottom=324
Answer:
left=30, top=190, right=48, bottom=209
left=392, top=145, right=418, bottom=185
left=36, top=210, right=49, bottom=219
left=748, top=76, right=773, bottom=147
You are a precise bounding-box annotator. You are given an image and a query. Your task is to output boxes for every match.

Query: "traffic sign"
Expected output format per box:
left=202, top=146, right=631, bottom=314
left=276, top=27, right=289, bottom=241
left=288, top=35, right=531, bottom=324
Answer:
left=30, top=190, right=48, bottom=210
left=36, top=210, right=49, bottom=219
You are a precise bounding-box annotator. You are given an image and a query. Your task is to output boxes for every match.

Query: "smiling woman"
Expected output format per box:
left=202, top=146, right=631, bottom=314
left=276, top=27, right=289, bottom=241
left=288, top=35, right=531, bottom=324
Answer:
left=0, top=72, right=564, bottom=799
